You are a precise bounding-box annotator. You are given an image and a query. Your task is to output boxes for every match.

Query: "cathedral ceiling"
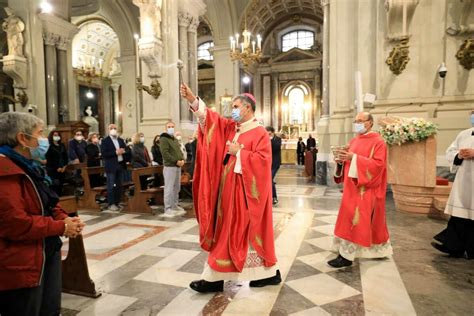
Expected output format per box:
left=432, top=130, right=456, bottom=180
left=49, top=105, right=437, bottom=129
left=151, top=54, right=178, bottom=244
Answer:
left=72, top=21, right=119, bottom=69
left=241, top=0, right=323, bottom=36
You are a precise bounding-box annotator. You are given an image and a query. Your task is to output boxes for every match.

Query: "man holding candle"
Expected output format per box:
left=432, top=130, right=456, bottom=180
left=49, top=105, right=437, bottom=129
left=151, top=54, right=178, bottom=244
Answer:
left=327, top=112, right=392, bottom=268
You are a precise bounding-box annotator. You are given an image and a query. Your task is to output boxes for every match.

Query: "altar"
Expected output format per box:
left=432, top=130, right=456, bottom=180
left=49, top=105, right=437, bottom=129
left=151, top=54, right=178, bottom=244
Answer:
left=281, top=139, right=297, bottom=164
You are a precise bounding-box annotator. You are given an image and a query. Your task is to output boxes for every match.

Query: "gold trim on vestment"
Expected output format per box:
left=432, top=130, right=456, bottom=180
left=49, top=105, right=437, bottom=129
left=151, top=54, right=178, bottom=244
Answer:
left=359, top=185, right=366, bottom=198
left=251, top=176, right=260, bottom=201
left=255, top=235, right=263, bottom=247
left=352, top=206, right=360, bottom=227
left=207, top=123, right=216, bottom=145
left=215, top=259, right=233, bottom=267
left=366, top=170, right=373, bottom=180
left=369, top=146, right=375, bottom=159
left=217, top=160, right=235, bottom=218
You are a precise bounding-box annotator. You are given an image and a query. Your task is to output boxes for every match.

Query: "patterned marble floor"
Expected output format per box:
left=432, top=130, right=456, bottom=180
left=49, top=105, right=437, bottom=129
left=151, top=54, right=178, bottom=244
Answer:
left=61, top=166, right=474, bottom=316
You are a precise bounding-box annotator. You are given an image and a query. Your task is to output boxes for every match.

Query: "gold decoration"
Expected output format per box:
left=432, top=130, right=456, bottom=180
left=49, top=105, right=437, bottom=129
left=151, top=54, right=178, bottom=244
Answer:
left=251, top=176, right=260, bottom=201
left=255, top=235, right=263, bottom=247
left=369, top=146, right=375, bottom=159
left=366, top=170, right=373, bottom=181
left=359, top=185, right=366, bottom=198
left=207, top=123, right=216, bottom=145
left=386, top=38, right=410, bottom=75
left=216, top=160, right=235, bottom=218
left=455, top=38, right=474, bottom=70
left=229, top=15, right=262, bottom=67
left=216, top=259, right=232, bottom=267
left=352, top=206, right=360, bottom=227
left=136, top=78, right=162, bottom=99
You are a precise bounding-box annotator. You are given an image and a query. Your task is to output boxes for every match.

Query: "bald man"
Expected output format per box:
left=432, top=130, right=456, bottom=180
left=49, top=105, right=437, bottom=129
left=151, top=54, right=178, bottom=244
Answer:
left=327, top=112, right=392, bottom=268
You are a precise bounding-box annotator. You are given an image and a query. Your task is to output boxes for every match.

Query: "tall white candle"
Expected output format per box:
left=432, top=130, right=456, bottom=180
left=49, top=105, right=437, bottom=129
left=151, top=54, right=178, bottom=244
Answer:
left=241, top=43, right=244, bottom=53
left=252, top=41, right=256, bottom=53
left=134, top=34, right=140, bottom=78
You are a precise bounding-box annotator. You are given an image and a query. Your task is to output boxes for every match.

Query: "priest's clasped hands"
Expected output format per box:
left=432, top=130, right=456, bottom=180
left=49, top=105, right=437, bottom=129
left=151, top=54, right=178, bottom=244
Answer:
left=458, top=148, right=474, bottom=159
left=227, top=141, right=243, bottom=155
left=335, top=149, right=354, bottom=162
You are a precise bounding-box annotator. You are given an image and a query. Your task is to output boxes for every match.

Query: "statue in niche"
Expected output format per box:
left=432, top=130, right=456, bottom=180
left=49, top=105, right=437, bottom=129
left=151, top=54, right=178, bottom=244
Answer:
left=108, top=58, right=121, bottom=77
left=2, top=8, right=25, bottom=57
left=82, top=106, right=99, bottom=134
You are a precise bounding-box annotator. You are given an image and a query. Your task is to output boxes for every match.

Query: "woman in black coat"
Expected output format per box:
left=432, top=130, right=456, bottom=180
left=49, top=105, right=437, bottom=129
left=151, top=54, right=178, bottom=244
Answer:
left=296, top=137, right=306, bottom=165
left=85, top=133, right=102, bottom=187
left=45, top=130, right=68, bottom=195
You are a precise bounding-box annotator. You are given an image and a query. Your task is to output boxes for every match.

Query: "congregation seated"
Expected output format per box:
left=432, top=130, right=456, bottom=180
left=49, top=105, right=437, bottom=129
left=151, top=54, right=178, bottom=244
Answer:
left=46, top=130, right=68, bottom=196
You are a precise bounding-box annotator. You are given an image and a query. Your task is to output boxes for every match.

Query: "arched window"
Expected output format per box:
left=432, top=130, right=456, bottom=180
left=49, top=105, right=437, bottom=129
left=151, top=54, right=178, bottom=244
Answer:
left=281, top=30, right=314, bottom=52
left=197, top=41, right=214, bottom=60
left=288, top=87, right=305, bottom=124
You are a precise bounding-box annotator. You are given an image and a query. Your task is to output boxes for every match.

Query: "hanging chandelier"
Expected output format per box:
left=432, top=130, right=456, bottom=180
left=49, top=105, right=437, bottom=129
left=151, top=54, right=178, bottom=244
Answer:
left=73, top=24, right=104, bottom=82
left=229, top=17, right=262, bottom=67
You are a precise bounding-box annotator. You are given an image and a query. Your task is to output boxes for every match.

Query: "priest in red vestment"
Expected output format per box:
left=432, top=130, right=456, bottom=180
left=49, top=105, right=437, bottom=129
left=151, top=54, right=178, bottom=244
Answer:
left=327, top=112, right=393, bottom=268
left=180, top=83, right=280, bottom=293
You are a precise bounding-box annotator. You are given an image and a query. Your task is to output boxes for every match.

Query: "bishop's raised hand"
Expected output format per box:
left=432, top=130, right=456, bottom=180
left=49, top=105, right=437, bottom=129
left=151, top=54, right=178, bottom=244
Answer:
left=180, top=83, right=196, bottom=103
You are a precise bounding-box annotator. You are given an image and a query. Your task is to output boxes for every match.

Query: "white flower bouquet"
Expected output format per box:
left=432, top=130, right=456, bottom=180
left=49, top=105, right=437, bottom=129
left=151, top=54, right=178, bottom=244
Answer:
left=378, top=117, right=438, bottom=146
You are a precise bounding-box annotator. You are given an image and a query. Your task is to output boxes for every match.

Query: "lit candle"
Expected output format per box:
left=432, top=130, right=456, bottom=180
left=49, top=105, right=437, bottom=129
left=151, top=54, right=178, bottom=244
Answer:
left=252, top=41, right=256, bottom=53
left=134, top=34, right=140, bottom=78
left=98, top=58, right=103, bottom=69
left=91, top=56, right=96, bottom=67
left=241, top=43, right=244, bottom=53
left=257, top=34, right=262, bottom=50
left=235, top=33, right=240, bottom=44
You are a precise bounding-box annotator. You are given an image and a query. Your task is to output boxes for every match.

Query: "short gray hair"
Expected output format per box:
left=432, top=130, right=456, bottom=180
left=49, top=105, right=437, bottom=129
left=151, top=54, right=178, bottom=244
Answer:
left=0, top=112, right=44, bottom=147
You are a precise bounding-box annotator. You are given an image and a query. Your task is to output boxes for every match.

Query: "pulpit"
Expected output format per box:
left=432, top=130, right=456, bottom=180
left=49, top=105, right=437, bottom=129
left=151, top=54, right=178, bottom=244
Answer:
left=388, top=136, right=451, bottom=219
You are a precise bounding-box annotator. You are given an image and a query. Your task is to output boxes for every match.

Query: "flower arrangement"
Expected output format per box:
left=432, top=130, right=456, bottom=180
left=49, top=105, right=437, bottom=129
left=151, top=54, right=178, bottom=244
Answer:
left=379, top=117, right=437, bottom=146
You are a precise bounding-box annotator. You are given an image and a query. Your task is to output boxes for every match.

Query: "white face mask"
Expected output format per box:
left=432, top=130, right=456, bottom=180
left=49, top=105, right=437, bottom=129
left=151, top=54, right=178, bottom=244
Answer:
left=176, top=135, right=182, bottom=142
left=109, top=129, right=118, bottom=137
left=53, top=136, right=61, bottom=142
left=75, top=135, right=83, bottom=142
left=353, top=123, right=367, bottom=134
left=140, top=136, right=145, bottom=143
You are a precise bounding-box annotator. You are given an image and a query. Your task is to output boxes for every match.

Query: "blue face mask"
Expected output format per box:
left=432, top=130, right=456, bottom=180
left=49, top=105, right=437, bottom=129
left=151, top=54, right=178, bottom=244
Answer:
left=231, top=108, right=241, bottom=122
left=354, top=123, right=367, bottom=134
left=27, top=136, right=50, bottom=160
left=471, top=114, right=474, bottom=126
left=167, top=127, right=175, bottom=136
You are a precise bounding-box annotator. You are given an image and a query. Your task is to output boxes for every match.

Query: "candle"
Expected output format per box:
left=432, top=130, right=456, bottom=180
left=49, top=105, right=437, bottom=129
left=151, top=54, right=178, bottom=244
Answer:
left=91, top=56, right=96, bottom=67
left=257, top=34, right=262, bottom=50
left=98, top=58, right=103, bottom=69
left=134, top=34, right=140, bottom=78
left=235, top=33, right=240, bottom=44
left=252, top=41, right=256, bottom=53
left=241, top=43, right=244, bottom=53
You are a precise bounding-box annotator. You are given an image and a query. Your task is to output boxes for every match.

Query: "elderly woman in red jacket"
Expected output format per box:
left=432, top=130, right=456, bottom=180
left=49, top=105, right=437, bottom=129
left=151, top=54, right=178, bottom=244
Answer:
left=0, top=112, right=85, bottom=316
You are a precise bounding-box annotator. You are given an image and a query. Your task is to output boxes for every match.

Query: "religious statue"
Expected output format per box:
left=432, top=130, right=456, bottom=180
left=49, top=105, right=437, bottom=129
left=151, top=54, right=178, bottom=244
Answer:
left=108, top=58, right=122, bottom=77
left=82, top=106, right=99, bottom=134
left=2, top=8, right=25, bottom=57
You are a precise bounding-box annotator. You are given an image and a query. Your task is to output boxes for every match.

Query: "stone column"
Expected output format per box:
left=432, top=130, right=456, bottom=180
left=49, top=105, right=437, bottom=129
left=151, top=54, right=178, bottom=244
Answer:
left=110, top=83, right=121, bottom=125
left=187, top=18, right=199, bottom=121
left=321, top=0, right=330, bottom=118
left=272, top=72, right=279, bottom=130
left=43, top=32, right=59, bottom=126
left=178, top=12, right=190, bottom=122
left=56, top=37, right=69, bottom=124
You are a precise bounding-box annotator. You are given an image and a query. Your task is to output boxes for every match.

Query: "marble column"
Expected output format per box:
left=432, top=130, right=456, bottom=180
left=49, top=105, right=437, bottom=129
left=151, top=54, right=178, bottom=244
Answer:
left=178, top=12, right=190, bottom=122
left=56, top=37, right=69, bottom=124
left=187, top=18, right=199, bottom=121
left=321, top=0, right=330, bottom=118
left=110, top=83, right=121, bottom=126
left=43, top=32, right=59, bottom=126
left=272, top=72, right=279, bottom=130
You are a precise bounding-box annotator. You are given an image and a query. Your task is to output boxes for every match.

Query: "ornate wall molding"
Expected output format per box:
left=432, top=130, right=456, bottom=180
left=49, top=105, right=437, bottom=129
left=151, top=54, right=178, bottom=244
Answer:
left=39, top=13, right=79, bottom=45
left=187, top=18, right=199, bottom=33
left=138, top=37, right=163, bottom=78
left=2, top=55, right=28, bottom=89
left=455, top=38, right=474, bottom=70
left=42, top=31, right=60, bottom=46
left=178, top=12, right=192, bottom=27
left=384, top=0, right=418, bottom=75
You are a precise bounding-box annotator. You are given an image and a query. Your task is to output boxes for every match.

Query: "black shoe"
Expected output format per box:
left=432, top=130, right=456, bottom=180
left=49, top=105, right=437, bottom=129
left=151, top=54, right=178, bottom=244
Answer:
left=189, top=279, right=224, bottom=293
left=431, top=242, right=463, bottom=258
left=327, top=255, right=353, bottom=268
left=272, top=198, right=278, bottom=205
left=433, top=229, right=447, bottom=244
left=249, top=270, right=281, bottom=287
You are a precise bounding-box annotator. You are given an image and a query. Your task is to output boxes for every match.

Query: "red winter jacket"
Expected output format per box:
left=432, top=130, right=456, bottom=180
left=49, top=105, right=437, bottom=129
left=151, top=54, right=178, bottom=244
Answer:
left=0, top=155, right=68, bottom=291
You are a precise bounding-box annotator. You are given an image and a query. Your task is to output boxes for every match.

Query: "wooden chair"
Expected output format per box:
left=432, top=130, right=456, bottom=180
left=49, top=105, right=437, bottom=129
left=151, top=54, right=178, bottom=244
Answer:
left=59, top=196, right=100, bottom=298
left=128, top=166, right=164, bottom=214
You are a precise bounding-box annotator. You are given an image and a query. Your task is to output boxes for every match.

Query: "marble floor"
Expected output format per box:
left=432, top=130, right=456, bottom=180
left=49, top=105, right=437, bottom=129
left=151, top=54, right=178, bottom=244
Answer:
left=61, top=167, right=474, bottom=316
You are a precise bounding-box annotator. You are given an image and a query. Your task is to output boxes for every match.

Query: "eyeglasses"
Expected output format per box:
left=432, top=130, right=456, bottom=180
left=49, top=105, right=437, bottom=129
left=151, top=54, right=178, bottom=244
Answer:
left=353, top=119, right=369, bottom=124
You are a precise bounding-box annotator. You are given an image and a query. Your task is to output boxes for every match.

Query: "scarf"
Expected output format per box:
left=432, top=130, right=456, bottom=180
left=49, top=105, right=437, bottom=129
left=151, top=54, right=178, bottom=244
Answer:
left=0, top=145, right=58, bottom=216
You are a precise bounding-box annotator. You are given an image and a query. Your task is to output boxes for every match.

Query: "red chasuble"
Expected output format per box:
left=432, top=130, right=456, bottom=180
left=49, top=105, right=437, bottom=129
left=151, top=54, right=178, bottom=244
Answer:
left=192, top=110, right=277, bottom=273
left=334, top=132, right=390, bottom=247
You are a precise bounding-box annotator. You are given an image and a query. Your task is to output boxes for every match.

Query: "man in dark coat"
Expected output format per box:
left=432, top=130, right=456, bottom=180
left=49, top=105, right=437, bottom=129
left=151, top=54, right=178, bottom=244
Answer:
left=266, top=126, right=281, bottom=205
left=100, top=124, right=130, bottom=212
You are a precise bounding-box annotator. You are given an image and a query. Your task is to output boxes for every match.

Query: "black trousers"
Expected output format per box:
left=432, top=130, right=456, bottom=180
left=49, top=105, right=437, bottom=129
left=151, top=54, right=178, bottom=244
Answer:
left=0, top=241, right=62, bottom=316
left=297, top=152, right=305, bottom=165
left=443, top=216, right=474, bottom=258
left=271, top=166, right=279, bottom=199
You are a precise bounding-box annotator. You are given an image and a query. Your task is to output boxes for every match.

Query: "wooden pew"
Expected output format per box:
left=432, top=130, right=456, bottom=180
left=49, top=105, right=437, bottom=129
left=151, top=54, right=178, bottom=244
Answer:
left=78, top=165, right=133, bottom=211
left=59, top=196, right=100, bottom=298
left=128, top=166, right=164, bottom=214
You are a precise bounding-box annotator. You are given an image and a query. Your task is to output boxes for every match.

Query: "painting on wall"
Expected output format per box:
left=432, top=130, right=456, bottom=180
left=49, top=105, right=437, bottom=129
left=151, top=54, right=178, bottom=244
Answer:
left=220, top=89, right=232, bottom=118
left=79, top=85, right=101, bottom=134
left=198, top=82, right=215, bottom=109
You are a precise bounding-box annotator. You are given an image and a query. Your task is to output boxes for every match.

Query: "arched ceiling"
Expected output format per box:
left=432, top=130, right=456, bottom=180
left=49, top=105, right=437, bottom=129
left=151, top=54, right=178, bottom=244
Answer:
left=242, top=0, right=323, bottom=37
left=72, top=21, right=120, bottom=73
